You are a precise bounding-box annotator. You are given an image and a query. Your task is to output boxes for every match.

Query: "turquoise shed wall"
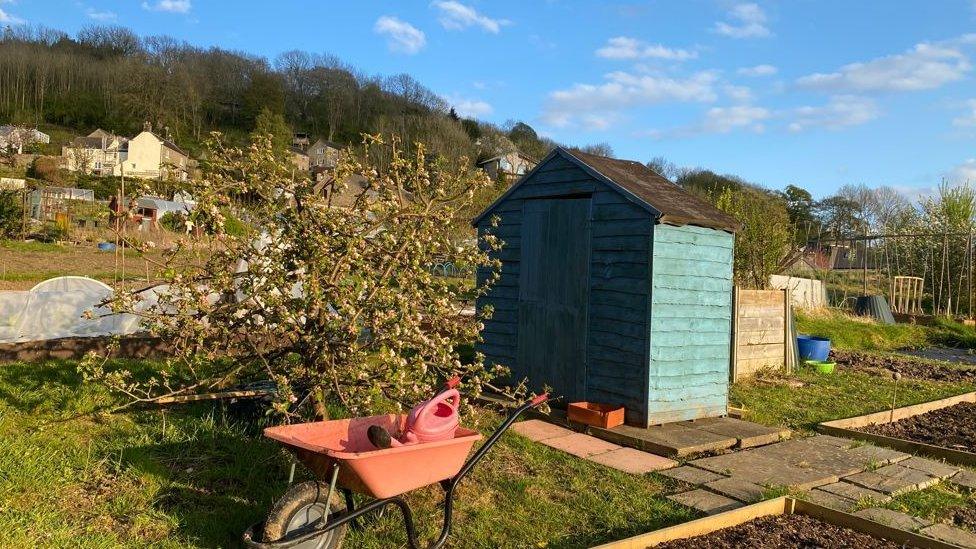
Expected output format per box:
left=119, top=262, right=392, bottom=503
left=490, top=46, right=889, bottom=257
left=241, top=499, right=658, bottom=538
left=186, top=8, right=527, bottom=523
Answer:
left=647, top=224, right=733, bottom=425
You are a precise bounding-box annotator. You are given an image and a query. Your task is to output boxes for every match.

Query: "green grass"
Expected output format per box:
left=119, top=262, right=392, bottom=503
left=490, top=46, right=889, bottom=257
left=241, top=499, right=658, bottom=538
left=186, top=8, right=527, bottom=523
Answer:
left=883, top=482, right=976, bottom=528
left=1, top=240, right=69, bottom=253
left=795, top=309, right=930, bottom=351
left=796, top=308, right=976, bottom=352
left=0, top=359, right=693, bottom=548
left=731, top=368, right=976, bottom=432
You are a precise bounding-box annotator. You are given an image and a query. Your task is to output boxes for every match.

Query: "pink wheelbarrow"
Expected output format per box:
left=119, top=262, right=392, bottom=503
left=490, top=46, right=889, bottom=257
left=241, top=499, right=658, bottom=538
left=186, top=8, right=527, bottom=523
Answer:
left=243, top=379, right=549, bottom=549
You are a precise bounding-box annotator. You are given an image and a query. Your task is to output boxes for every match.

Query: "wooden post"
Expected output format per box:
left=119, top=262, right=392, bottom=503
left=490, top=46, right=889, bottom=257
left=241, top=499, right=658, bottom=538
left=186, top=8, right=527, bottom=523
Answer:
left=861, top=229, right=868, bottom=296
left=730, top=286, right=739, bottom=383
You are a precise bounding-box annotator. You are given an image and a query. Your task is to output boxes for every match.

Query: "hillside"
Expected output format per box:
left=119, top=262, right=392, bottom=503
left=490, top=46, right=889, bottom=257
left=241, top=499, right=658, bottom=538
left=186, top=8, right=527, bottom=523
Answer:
left=0, top=25, right=609, bottom=167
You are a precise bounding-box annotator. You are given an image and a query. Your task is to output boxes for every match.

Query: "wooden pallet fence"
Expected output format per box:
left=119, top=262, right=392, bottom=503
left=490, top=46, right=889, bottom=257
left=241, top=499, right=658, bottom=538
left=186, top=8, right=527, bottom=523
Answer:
left=731, top=288, right=791, bottom=381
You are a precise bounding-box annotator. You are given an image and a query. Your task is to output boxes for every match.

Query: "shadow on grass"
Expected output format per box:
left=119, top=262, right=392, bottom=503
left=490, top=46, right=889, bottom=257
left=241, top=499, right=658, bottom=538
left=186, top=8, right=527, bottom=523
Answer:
left=123, top=429, right=294, bottom=548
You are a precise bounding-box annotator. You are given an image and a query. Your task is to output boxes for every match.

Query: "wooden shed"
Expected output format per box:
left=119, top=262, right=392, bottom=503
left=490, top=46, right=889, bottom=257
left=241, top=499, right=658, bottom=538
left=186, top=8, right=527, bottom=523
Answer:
left=473, top=148, right=740, bottom=427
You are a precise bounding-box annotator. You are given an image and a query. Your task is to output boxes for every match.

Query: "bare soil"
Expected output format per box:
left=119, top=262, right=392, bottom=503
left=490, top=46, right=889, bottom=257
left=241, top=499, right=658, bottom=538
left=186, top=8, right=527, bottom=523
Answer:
left=654, top=514, right=905, bottom=548
left=858, top=402, right=976, bottom=453
left=832, top=350, right=976, bottom=383
left=901, top=347, right=976, bottom=366
left=949, top=505, right=976, bottom=531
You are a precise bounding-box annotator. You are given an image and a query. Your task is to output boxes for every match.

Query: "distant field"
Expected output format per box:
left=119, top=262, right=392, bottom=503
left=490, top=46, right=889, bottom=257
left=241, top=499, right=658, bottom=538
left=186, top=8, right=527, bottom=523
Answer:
left=0, top=239, right=195, bottom=291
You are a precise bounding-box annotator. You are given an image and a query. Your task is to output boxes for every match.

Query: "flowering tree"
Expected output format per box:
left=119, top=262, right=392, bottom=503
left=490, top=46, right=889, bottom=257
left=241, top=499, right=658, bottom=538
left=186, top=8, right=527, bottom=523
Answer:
left=83, top=133, right=504, bottom=419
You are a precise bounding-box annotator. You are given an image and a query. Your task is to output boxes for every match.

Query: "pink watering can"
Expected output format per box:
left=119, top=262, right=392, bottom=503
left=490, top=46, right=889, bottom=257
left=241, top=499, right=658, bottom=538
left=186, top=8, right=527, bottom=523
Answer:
left=368, top=377, right=462, bottom=449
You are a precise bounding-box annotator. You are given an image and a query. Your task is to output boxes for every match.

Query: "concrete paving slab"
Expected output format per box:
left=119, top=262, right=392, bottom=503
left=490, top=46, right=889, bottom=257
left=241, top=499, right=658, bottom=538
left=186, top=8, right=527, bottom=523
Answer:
left=691, top=450, right=838, bottom=490
left=686, top=417, right=791, bottom=449
left=813, top=434, right=857, bottom=449
left=855, top=508, right=933, bottom=532
left=703, top=477, right=766, bottom=503
left=540, top=433, right=621, bottom=458
left=950, top=469, right=976, bottom=490
left=668, top=489, right=743, bottom=515
left=846, top=444, right=911, bottom=467
left=804, top=489, right=858, bottom=512
left=608, top=423, right=737, bottom=457
left=817, top=481, right=891, bottom=504
left=658, top=466, right=725, bottom=486
left=921, top=523, right=976, bottom=548
left=874, top=464, right=941, bottom=489
left=844, top=470, right=928, bottom=496
left=587, top=447, right=677, bottom=474
left=899, top=456, right=961, bottom=480
left=510, top=420, right=576, bottom=442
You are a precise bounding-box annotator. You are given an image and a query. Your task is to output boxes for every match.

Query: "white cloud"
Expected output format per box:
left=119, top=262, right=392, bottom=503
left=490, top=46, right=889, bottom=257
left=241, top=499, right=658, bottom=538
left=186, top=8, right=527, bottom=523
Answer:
left=788, top=95, right=879, bottom=131
left=947, top=159, right=976, bottom=184
left=953, top=99, right=976, bottom=127
left=646, top=105, right=771, bottom=138
left=142, top=0, right=191, bottom=13
left=448, top=96, right=493, bottom=118
left=374, top=16, right=427, bottom=54
left=542, top=70, right=719, bottom=128
left=86, top=8, right=117, bottom=21
left=738, top=64, right=777, bottom=77
left=432, top=1, right=509, bottom=33
left=724, top=85, right=754, bottom=103
left=595, top=37, right=697, bottom=61
left=0, top=7, right=24, bottom=24
left=712, top=3, right=770, bottom=39
left=797, top=42, right=971, bottom=92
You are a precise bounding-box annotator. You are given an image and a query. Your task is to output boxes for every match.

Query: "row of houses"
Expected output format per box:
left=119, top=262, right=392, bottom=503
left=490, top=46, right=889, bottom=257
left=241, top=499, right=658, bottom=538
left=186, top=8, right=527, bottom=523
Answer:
left=6, top=122, right=538, bottom=186
left=62, top=124, right=190, bottom=181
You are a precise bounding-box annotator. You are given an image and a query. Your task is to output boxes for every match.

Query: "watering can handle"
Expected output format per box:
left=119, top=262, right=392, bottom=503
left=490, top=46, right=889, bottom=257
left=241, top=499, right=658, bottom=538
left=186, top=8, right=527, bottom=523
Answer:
left=416, top=388, right=461, bottom=423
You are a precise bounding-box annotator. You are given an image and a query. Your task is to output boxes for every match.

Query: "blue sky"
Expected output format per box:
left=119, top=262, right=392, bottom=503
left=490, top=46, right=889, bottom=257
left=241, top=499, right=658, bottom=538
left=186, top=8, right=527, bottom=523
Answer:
left=6, top=0, right=976, bottom=197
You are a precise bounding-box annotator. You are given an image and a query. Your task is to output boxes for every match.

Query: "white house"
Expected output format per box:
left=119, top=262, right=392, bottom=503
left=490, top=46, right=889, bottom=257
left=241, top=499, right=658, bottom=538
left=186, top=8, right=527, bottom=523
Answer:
left=476, top=151, right=536, bottom=182
left=0, top=125, right=50, bottom=154
left=122, top=127, right=189, bottom=181
left=62, top=129, right=127, bottom=176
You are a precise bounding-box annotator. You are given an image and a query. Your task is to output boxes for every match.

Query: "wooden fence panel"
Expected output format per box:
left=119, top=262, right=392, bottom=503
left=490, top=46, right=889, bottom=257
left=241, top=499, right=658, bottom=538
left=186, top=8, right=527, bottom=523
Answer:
left=731, top=288, right=788, bottom=381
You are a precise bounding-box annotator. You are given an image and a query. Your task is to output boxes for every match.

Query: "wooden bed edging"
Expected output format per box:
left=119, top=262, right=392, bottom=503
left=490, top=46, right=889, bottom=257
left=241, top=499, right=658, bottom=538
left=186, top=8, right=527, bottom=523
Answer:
left=817, top=392, right=976, bottom=467
left=592, top=497, right=957, bottom=549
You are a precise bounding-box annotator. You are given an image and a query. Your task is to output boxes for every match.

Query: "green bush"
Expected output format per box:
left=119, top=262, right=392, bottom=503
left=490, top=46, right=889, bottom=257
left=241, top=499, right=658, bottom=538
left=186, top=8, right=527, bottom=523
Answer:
left=0, top=190, right=23, bottom=238
left=34, top=222, right=68, bottom=243
left=159, top=211, right=186, bottom=232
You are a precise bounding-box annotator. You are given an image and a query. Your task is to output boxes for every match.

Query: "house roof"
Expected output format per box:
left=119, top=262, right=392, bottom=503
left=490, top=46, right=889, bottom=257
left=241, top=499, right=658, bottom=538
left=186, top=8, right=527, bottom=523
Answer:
left=70, top=136, right=106, bottom=149
left=472, top=147, right=742, bottom=233
left=309, top=138, right=343, bottom=151
left=476, top=151, right=536, bottom=166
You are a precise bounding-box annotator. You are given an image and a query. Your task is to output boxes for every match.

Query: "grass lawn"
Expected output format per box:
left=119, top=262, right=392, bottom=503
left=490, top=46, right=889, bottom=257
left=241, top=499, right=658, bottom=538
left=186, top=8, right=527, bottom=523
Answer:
left=731, top=368, right=976, bottom=432
left=795, top=308, right=976, bottom=352
left=0, top=359, right=694, bottom=548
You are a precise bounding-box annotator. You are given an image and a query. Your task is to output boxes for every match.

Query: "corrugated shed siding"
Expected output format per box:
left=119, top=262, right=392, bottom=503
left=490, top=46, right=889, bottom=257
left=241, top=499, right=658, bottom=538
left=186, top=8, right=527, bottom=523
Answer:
left=648, top=224, right=733, bottom=424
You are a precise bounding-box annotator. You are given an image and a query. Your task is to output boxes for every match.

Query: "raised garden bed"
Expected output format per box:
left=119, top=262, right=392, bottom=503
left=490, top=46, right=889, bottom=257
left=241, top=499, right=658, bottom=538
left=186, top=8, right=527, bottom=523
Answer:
left=859, top=402, right=976, bottom=453
left=594, top=497, right=955, bottom=549
left=819, top=392, right=976, bottom=466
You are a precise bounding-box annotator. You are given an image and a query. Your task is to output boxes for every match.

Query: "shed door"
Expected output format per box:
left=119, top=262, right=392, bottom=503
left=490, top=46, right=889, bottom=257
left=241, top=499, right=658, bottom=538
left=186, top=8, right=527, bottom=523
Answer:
left=517, top=198, right=591, bottom=401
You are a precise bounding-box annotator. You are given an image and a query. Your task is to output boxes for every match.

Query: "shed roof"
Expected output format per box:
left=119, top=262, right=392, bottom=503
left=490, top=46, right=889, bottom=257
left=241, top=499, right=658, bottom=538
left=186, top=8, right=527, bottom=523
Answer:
left=472, top=147, right=741, bottom=232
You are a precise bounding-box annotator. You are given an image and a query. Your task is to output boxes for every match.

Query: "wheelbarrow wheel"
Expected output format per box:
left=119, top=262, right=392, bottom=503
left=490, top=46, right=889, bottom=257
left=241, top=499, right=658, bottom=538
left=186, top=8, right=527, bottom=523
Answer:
left=262, top=481, right=347, bottom=548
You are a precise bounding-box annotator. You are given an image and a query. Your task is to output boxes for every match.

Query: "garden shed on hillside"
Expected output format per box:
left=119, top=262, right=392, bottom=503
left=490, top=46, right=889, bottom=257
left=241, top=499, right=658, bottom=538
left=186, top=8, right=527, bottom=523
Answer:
left=473, top=147, right=740, bottom=427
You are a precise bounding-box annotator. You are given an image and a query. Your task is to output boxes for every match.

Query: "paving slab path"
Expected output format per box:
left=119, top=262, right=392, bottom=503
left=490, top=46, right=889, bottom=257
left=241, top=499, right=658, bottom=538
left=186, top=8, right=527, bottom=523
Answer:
left=515, top=417, right=974, bottom=547
left=511, top=419, right=677, bottom=473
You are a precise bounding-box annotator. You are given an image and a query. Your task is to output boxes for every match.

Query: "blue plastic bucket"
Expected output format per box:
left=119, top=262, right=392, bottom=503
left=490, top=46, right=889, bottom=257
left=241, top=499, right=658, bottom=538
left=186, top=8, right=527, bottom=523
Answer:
left=97, top=242, right=116, bottom=252
left=797, top=335, right=831, bottom=361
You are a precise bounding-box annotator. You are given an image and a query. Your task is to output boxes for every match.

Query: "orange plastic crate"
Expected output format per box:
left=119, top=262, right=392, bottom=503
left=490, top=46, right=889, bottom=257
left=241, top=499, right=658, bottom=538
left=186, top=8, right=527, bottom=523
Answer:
left=567, top=402, right=625, bottom=429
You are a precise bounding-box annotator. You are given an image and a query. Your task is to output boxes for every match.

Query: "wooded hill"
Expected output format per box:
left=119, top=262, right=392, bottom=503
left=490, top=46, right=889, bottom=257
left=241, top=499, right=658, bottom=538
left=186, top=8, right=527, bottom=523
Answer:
left=0, top=24, right=609, bottom=164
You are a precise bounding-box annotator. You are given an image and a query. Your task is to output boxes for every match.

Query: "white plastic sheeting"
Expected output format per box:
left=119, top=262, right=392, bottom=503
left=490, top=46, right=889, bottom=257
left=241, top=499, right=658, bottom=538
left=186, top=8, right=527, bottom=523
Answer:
left=0, top=276, right=146, bottom=343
